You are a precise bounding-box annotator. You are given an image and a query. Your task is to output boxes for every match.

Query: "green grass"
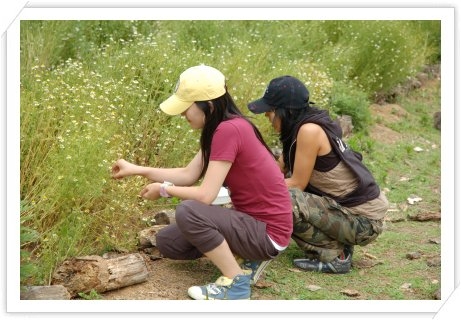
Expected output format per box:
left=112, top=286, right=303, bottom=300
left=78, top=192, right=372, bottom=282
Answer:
left=19, top=20, right=441, bottom=295
left=368, top=84, right=441, bottom=213
left=250, top=219, right=441, bottom=300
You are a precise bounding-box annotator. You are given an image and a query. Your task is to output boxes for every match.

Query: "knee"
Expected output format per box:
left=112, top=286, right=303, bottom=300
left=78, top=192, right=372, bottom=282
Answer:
left=175, top=200, right=198, bottom=228
left=155, top=226, right=185, bottom=259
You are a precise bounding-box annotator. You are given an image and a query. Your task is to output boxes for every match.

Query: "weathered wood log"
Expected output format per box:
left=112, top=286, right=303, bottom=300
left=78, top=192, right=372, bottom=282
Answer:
left=138, top=224, right=169, bottom=248
left=51, top=253, right=148, bottom=297
left=408, top=212, right=441, bottom=221
left=20, top=285, right=71, bottom=300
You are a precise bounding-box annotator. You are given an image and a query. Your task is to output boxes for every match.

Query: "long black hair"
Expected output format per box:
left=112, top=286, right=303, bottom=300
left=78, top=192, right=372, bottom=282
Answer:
left=274, top=102, right=324, bottom=172
left=195, top=89, right=274, bottom=178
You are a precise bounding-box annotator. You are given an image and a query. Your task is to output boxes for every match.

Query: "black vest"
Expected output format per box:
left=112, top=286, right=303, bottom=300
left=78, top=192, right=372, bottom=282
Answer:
left=290, top=110, right=380, bottom=207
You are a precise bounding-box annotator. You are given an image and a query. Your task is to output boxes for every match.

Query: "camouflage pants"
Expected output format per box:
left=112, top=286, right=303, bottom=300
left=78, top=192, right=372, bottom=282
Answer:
left=289, top=188, right=384, bottom=262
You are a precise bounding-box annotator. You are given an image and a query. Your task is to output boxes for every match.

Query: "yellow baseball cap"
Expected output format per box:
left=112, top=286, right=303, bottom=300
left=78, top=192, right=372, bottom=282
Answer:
left=160, top=65, right=226, bottom=115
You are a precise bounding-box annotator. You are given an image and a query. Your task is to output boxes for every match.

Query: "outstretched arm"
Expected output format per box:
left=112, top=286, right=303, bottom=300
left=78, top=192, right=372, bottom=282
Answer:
left=111, top=150, right=203, bottom=186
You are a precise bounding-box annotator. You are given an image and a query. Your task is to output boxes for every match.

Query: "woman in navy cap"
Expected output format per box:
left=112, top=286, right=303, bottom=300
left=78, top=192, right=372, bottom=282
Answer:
left=248, top=76, right=388, bottom=273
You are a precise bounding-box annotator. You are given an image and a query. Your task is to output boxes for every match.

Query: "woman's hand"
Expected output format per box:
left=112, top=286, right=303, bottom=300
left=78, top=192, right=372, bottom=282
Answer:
left=111, top=159, right=138, bottom=179
left=139, top=182, right=162, bottom=201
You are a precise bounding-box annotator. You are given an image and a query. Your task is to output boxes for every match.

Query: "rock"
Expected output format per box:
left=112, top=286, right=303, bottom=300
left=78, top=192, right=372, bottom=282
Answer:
left=154, top=211, right=170, bottom=225
left=340, top=289, right=360, bottom=297
left=406, top=252, right=422, bottom=260
left=335, top=115, right=354, bottom=137
left=20, top=285, right=71, bottom=300
left=426, top=257, right=441, bottom=267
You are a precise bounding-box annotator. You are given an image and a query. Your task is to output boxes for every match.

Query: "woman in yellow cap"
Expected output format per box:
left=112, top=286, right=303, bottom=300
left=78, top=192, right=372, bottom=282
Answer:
left=111, top=65, right=292, bottom=300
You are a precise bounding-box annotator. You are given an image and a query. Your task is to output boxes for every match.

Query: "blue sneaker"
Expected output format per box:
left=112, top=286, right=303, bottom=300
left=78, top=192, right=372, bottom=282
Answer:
left=242, top=260, right=272, bottom=285
left=187, top=274, right=251, bottom=300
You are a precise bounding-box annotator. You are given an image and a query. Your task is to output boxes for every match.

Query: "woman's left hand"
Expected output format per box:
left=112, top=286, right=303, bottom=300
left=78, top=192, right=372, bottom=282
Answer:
left=139, top=183, right=162, bottom=201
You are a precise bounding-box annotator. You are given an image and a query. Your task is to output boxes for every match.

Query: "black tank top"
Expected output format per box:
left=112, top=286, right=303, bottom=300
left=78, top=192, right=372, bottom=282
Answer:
left=314, top=149, right=340, bottom=172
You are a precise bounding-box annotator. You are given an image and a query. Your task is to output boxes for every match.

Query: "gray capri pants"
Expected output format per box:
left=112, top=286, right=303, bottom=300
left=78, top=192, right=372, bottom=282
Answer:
left=156, top=200, right=279, bottom=261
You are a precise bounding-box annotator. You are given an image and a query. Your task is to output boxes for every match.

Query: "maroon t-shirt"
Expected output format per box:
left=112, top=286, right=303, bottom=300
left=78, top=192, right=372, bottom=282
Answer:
left=210, top=117, right=292, bottom=247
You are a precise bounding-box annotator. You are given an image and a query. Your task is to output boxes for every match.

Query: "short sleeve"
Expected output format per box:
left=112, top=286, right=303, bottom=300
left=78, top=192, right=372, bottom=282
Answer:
left=210, top=121, right=240, bottom=163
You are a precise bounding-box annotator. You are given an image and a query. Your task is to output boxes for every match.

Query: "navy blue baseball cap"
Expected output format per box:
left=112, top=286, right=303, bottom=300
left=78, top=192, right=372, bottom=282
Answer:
left=248, top=76, right=310, bottom=114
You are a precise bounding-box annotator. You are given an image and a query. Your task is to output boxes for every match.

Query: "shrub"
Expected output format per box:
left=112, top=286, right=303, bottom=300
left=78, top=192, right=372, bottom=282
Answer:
left=329, top=81, right=371, bottom=132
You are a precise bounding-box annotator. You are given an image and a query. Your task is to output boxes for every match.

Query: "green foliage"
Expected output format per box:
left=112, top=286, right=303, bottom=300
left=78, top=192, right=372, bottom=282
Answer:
left=20, top=201, right=40, bottom=284
left=346, top=132, right=375, bottom=155
left=311, top=21, right=438, bottom=97
left=19, top=20, right=440, bottom=287
left=329, top=82, right=371, bottom=131
left=78, top=289, right=102, bottom=300
left=411, top=21, right=441, bottom=63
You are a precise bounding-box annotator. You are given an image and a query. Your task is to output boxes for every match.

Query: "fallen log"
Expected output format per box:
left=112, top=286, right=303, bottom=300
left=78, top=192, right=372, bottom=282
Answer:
left=20, top=285, right=71, bottom=300
left=408, top=212, right=441, bottom=221
left=138, top=224, right=168, bottom=248
left=51, top=253, right=148, bottom=298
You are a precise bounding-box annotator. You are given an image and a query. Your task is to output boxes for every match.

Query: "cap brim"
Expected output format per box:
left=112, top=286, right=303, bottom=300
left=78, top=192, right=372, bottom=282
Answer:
left=247, top=98, right=273, bottom=114
left=160, top=95, right=193, bottom=115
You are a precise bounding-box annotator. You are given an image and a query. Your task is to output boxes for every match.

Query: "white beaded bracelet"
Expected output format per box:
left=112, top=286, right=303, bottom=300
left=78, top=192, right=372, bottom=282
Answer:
left=159, top=181, right=174, bottom=198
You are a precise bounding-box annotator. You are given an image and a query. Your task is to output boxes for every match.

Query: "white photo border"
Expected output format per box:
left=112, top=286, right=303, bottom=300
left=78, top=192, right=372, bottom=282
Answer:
left=2, top=1, right=457, bottom=319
